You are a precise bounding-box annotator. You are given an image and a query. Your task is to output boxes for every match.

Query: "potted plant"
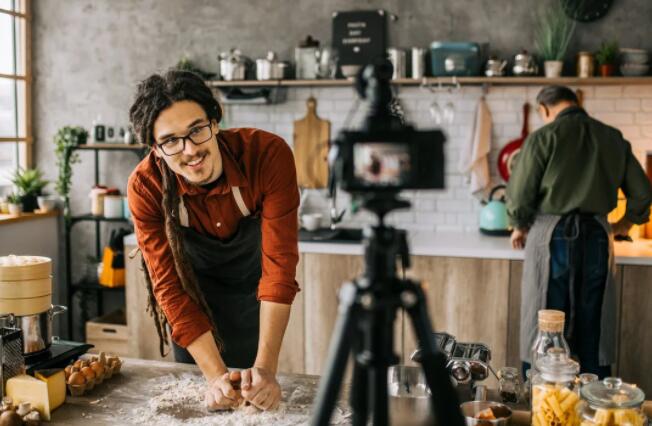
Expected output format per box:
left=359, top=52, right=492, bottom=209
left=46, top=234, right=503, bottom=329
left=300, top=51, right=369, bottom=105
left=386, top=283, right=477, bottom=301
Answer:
left=535, top=3, right=576, bottom=78
left=6, top=193, right=23, bottom=215
left=11, top=168, right=49, bottom=213
left=54, top=126, right=88, bottom=218
left=595, top=41, right=619, bottom=77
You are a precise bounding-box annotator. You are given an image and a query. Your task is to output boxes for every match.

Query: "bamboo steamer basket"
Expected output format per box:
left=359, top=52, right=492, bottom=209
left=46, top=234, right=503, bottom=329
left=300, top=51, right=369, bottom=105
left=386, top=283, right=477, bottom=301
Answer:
left=0, top=255, right=52, bottom=281
left=0, top=294, right=52, bottom=315
left=0, top=277, right=52, bottom=299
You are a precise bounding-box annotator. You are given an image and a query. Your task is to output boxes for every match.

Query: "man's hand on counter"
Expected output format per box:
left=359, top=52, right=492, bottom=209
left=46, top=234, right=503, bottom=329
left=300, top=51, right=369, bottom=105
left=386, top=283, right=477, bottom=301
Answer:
left=511, top=227, right=529, bottom=250
left=611, top=218, right=633, bottom=239
left=205, top=372, right=243, bottom=411
left=240, top=367, right=281, bottom=411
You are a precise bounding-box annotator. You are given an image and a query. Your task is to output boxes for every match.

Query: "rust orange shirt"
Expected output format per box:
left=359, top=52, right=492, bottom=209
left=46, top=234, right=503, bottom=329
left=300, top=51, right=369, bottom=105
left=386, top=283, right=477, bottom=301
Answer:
left=127, top=128, right=300, bottom=348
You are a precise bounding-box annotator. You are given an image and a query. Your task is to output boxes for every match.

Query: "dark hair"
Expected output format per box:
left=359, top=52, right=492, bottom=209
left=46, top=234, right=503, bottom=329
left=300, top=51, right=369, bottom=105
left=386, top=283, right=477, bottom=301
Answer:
left=536, top=85, right=579, bottom=107
left=129, top=69, right=222, bottom=147
left=130, top=70, right=223, bottom=356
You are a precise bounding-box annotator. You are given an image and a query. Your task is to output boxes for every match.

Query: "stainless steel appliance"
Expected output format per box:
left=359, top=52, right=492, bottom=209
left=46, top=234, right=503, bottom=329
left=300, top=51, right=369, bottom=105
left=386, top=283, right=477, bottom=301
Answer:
left=0, top=305, right=67, bottom=355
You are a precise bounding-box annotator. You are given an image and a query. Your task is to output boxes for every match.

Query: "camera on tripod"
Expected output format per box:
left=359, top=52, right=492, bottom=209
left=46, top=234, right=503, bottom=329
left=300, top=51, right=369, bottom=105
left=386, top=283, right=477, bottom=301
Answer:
left=329, top=59, right=445, bottom=199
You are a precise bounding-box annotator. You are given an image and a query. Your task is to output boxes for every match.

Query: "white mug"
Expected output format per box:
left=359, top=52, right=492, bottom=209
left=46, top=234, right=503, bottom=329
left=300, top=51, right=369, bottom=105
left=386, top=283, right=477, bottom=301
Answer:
left=301, top=213, right=322, bottom=231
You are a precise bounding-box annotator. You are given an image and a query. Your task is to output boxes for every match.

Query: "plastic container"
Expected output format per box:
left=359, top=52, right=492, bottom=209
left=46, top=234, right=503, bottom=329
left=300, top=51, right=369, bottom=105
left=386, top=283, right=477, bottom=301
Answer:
left=103, top=195, right=123, bottom=219
left=430, top=41, right=482, bottom=76
left=532, top=348, right=581, bottom=425
left=578, top=377, right=647, bottom=426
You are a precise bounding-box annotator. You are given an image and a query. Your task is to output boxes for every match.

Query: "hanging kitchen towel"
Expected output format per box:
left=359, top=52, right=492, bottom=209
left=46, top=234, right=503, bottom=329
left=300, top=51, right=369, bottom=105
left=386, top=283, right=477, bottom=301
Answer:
left=459, top=97, right=492, bottom=195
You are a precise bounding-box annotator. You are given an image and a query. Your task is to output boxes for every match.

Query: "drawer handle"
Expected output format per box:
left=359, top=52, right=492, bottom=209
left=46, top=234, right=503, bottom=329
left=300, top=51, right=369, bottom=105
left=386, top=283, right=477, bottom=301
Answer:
left=101, top=328, right=118, bottom=334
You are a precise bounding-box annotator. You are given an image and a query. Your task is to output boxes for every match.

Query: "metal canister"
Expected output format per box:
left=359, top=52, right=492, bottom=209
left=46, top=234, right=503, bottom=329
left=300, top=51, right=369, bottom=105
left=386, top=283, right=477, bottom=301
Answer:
left=577, top=51, right=595, bottom=78
left=410, top=47, right=425, bottom=79
left=387, top=48, right=406, bottom=80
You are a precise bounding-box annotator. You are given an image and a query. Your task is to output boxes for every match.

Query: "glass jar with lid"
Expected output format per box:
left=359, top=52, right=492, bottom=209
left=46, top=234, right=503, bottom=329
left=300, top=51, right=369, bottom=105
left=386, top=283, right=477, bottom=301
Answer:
left=497, top=367, right=522, bottom=404
left=578, top=377, right=647, bottom=426
left=532, top=348, right=581, bottom=425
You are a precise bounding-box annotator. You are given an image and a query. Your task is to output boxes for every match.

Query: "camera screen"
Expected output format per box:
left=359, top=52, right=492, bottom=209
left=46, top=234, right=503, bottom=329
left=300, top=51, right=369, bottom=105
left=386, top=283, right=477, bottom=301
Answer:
left=353, top=143, right=411, bottom=186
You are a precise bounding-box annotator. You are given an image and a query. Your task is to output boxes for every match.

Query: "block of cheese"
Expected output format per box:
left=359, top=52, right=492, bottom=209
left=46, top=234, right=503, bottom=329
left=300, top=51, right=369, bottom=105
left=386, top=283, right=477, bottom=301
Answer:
left=6, top=369, right=66, bottom=420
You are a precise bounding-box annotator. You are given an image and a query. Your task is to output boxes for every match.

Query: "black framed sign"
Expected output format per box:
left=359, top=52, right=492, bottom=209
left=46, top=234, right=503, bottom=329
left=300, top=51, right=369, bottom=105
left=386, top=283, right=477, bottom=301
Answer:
left=332, top=9, right=388, bottom=67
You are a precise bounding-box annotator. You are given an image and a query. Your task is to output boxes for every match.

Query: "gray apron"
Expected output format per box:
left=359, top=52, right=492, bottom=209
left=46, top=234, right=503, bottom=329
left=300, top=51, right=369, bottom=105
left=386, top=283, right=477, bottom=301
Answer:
left=519, top=214, right=617, bottom=365
left=174, top=186, right=261, bottom=368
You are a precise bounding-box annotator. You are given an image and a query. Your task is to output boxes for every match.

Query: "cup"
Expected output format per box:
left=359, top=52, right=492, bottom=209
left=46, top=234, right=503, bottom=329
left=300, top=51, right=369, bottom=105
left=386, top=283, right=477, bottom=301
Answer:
left=301, top=213, right=322, bottom=231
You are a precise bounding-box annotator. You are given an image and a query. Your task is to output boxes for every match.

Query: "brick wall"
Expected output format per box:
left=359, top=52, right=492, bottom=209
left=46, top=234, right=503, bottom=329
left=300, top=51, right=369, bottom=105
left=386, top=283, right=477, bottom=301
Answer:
left=223, top=85, right=652, bottom=232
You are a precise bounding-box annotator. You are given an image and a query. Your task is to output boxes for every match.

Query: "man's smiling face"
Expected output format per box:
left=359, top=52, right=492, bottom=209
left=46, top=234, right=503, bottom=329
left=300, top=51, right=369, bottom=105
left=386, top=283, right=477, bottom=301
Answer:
left=153, top=100, right=223, bottom=185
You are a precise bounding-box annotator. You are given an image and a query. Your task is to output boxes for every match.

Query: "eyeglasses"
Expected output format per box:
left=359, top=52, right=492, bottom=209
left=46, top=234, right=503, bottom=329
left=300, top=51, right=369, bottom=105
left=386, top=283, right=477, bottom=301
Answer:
left=156, top=122, right=214, bottom=156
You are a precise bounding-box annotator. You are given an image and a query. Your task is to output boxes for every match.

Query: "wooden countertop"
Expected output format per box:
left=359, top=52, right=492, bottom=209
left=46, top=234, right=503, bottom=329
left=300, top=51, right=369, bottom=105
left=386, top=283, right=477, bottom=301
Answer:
left=0, top=210, right=58, bottom=225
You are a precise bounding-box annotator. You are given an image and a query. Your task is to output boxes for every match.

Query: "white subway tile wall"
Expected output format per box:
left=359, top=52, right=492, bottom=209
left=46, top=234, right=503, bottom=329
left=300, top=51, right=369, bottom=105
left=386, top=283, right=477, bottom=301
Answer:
left=221, top=85, right=652, bottom=232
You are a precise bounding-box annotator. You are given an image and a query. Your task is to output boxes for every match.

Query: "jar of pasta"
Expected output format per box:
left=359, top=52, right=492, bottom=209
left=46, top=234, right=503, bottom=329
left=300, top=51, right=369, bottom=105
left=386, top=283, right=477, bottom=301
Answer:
left=578, top=377, right=646, bottom=426
left=531, top=348, right=581, bottom=425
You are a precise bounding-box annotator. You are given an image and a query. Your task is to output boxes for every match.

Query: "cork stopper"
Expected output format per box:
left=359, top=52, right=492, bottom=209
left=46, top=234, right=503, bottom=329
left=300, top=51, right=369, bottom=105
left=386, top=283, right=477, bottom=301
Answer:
left=538, top=309, right=565, bottom=333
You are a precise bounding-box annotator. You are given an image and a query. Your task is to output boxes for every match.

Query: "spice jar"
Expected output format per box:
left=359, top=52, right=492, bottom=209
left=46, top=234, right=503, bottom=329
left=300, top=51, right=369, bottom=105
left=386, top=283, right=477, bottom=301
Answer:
left=497, top=367, right=522, bottom=404
left=532, top=348, right=581, bottom=425
left=578, top=377, right=646, bottom=426
left=89, top=186, right=108, bottom=216
left=577, top=51, right=595, bottom=78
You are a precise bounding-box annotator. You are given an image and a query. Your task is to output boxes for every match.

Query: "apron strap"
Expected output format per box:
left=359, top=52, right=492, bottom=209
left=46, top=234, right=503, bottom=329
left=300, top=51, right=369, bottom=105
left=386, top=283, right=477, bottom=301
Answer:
left=232, top=186, right=251, bottom=217
left=176, top=186, right=250, bottom=228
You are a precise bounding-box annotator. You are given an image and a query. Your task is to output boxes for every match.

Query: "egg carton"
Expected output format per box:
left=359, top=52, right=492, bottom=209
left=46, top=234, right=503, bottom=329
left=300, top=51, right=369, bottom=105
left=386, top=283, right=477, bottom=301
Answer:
left=64, top=353, right=122, bottom=397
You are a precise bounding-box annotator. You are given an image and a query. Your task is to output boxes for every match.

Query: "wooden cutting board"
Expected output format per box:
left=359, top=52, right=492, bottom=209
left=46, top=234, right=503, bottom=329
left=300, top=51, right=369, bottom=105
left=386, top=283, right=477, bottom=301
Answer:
left=293, top=97, right=330, bottom=189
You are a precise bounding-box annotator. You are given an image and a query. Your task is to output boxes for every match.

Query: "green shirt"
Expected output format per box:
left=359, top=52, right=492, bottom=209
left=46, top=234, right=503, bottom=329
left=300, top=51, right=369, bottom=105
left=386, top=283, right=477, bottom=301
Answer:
left=507, top=106, right=652, bottom=229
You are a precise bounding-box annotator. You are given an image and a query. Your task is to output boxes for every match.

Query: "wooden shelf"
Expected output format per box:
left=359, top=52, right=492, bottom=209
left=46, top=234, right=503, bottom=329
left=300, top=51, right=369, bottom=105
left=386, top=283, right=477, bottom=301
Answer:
left=75, top=143, right=147, bottom=151
left=206, top=76, right=652, bottom=88
left=0, top=210, right=59, bottom=225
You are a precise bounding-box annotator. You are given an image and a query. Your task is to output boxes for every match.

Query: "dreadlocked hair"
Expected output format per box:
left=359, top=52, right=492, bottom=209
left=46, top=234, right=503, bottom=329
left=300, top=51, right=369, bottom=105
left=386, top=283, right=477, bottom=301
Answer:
left=129, top=69, right=224, bottom=356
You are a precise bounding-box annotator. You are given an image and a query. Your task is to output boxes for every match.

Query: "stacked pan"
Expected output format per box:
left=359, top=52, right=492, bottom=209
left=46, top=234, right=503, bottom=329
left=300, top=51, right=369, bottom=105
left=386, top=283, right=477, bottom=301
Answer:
left=0, top=255, right=67, bottom=355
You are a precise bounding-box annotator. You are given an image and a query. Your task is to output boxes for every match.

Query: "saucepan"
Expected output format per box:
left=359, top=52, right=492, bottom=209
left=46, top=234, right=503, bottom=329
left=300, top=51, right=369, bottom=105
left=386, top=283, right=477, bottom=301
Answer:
left=460, top=400, right=512, bottom=426
left=0, top=305, right=67, bottom=355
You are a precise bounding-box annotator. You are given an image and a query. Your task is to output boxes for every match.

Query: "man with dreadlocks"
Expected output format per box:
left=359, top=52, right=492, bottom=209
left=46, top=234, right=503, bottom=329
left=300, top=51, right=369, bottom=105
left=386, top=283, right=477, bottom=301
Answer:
left=127, top=70, right=299, bottom=412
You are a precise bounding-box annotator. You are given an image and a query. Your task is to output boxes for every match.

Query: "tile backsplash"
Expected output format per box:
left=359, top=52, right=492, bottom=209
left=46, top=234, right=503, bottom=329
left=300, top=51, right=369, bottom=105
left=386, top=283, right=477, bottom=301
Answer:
left=222, top=85, right=652, bottom=232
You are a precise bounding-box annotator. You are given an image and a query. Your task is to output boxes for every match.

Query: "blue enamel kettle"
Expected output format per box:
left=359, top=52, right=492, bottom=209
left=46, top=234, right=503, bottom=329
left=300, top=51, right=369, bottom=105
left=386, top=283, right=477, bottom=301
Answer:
left=479, top=185, right=511, bottom=236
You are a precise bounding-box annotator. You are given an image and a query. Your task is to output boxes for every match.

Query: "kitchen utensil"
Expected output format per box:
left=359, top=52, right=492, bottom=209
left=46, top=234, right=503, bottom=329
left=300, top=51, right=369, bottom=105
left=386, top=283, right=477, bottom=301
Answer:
left=388, top=48, right=407, bottom=79
left=430, top=41, right=482, bottom=76
left=448, top=342, right=492, bottom=384
left=293, top=97, right=330, bottom=189
left=0, top=305, right=67, bottom=355
left=410, top=332, right=456, bottom=363
left=0, top=326, right=24, bottom=397
left=0, top=255, right=51, bottom=281
left=388, top=365, right=434, bottom=426
left=295, top=35, right=320, bottom=79
left=512, top=50, right=539, bottom=76
left=218, top=48, right=249, bottom=81
left=479, top=185, right=510, bottom=236
left=460, top=401, right=512, bottom=426
left=485, top=58, right=507, bottom=77
left=498, top=102, right=530, bottom=181
left=411, top=47, right=426, bottom=79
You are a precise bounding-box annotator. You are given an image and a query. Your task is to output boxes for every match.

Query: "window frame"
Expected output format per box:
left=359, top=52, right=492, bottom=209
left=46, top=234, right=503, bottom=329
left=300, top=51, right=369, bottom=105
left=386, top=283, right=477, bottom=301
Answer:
left=0, top=0, right=32, bottom=170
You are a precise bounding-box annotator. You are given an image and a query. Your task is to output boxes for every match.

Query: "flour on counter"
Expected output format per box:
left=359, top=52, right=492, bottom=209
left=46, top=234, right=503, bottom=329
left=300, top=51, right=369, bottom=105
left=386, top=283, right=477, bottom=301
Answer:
left=124, top=373, right=351, bottom=425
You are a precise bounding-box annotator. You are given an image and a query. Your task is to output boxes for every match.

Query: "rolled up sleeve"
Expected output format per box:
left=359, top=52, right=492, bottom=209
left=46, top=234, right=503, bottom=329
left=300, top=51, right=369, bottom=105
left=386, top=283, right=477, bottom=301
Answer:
left=257, top=137, right=300, bottom=304
left=622, top=144, right=652, bottom=224
left=127, top=174, right=212, bottom=348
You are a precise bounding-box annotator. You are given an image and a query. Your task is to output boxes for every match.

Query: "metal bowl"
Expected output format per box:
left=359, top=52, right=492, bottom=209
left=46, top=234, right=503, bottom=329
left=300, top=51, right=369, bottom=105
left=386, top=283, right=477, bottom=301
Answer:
left=388, top=365, right=434, bottom=426
left=460, top=400, right=512, bottom=426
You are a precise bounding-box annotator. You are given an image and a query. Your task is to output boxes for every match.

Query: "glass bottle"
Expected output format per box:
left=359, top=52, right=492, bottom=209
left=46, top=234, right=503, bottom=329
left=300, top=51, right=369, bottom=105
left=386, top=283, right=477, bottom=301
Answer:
left=578, top=377, right=646, bottom=426
left=532, top=348, right=581, bottom=425
left=497, top=367, right=521, bottom=404
left=531, top=309, right=571, bottom=373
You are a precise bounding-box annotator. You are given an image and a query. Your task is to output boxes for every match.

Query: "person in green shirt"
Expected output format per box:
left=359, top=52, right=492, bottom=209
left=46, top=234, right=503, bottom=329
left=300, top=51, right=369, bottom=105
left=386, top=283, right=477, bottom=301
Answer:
left=507, top=85, right=652, bottom=378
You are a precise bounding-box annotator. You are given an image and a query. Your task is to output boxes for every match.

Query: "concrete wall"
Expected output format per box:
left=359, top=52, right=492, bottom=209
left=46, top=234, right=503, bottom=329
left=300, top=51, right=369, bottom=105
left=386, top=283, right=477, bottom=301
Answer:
left=32, top=1, right=652, bottom=285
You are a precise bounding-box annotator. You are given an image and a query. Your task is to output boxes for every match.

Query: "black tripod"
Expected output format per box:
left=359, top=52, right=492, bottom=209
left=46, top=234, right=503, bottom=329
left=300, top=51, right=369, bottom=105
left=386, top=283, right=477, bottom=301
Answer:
left=311, top=195, right=465, bottom=426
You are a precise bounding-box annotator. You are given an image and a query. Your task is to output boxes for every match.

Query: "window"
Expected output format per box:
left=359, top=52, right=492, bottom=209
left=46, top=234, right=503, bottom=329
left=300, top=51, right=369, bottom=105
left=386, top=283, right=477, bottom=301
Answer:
left=0, top=0, right=30, bottom=190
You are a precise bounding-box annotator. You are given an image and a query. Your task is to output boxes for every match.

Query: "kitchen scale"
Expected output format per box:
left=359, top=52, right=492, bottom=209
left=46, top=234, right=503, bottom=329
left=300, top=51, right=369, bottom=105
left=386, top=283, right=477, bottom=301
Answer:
left=24, top=339, right=93, bottom=375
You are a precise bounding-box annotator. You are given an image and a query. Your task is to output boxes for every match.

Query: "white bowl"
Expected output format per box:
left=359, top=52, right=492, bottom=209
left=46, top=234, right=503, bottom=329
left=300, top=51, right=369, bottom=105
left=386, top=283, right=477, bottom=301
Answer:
left=301, top=213, right=322, bottom=231
left=620, top=63, right=650, bottom=76
left=620, top=48, right=649, bottom=65
left=37, top=195, right=58, bottom=212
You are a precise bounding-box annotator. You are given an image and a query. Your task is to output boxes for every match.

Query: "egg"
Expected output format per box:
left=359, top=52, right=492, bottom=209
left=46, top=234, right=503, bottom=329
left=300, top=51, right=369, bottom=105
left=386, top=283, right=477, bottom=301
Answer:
left=68, top=371, right=85, bottom=386
left=81, top=366, right=96, bottom=381
left=90, top=361, right=105, bottom=377
left=64, top=365, right=73, bottom=379
left=0, top=410, right=22, bottom=426
left=73, top=360, right=83, bottom=369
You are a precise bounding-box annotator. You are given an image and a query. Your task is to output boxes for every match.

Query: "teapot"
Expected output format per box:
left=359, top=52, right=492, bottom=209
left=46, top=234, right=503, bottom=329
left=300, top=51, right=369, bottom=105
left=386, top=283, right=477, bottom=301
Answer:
left=485, top=57, right=508, bottom=77
left=512, top=50, right=539, bottom=76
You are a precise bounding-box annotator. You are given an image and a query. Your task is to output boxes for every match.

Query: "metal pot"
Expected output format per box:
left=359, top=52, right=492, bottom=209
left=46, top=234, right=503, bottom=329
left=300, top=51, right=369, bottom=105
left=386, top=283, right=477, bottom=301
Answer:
left=485, top=58, right=507, bottom=77
left=460, top=401, right=512, bottom=426
left=255, top=51, right=288, bottom=80
left=0, top=305, right=67, bottom=355
left=219, top=48, right=249, bottom=81
left=512, top=50, right=538, bottom=76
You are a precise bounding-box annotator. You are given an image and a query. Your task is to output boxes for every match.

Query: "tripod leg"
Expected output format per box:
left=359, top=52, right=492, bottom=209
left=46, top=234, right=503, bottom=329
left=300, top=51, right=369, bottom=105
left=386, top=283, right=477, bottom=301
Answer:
left=350, top=351, right=368, bottom=426
left=312, top=282, right=359, bottom=426
left=403, top=282, right=466, bottom=426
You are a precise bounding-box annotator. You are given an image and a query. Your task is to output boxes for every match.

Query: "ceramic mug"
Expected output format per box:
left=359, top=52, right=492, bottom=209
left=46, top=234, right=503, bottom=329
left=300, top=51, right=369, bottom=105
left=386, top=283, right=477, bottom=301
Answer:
left=301, top=213, right=322, bottom=231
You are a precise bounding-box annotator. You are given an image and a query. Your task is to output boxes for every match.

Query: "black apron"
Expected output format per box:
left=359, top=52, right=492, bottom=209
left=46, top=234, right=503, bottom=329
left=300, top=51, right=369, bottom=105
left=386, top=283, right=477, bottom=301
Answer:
left=172, top=187, right=261, bottom=369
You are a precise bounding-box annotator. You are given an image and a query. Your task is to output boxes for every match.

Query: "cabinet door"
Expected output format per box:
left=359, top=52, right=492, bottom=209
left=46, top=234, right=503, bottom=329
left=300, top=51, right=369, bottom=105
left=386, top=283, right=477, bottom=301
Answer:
left=402, top=256, right=511, bottom=382
left=277, top=255, right=306, bottom=374
left=619, top=265, right=652, bottom=395
left=303, top=253, right=365, bottom=375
